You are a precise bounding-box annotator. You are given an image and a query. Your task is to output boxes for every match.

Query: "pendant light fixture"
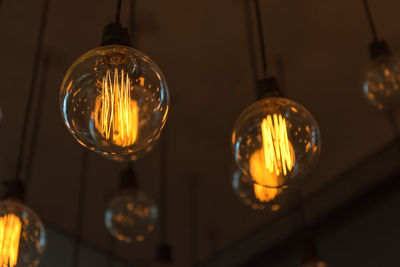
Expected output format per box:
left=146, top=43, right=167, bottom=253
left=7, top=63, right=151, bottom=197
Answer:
left=362, top=0, right=400, bottom=110
left=105, top=163, right=158, bottom=243
left=60, top=0, right=169, bottom=161
left=232, top=0, right=321, bottom=188
left=0, top=0, right=50, bottom=265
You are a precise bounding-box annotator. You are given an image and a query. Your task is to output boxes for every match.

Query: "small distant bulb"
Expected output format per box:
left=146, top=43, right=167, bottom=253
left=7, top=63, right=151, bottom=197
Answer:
left=363, top=54, right=400, bottom=110
left=105, top=188, right=158, bottom=243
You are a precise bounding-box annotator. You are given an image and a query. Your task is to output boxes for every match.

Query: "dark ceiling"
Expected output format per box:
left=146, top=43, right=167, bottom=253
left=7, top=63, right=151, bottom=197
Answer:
left=0, top=0, right=399, bottom=266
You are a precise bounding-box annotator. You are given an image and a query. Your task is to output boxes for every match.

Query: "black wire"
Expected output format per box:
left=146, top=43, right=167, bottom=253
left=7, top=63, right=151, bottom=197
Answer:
left=254, top=0, right=268, bottom=77
left=24, top=56, right=49, bottom=189
left=362, top=0, right=379, bottom=42
left=160, top=128, right=168, bottom=244
left=72, top=150, right=90, bottom=267
left=243, top=0, right=258, bottom=85
left=15, top=0, right=49, bottom=183
left=189, top=176, right=198, bottom=267
left=116, top=0, right=122, bottom=23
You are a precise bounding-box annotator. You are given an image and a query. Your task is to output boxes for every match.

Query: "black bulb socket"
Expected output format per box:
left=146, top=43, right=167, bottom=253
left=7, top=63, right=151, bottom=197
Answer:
left=155, top=244, right=173, bottom=264
left=256, top=76, right=284, bottom=100
left=1, top=179, right=25, bottom=202
left=101, top=22, right=130, bottom=46
left=118, top=167, right=137, bottom=190
left=369, top=40, right=392, bottom=60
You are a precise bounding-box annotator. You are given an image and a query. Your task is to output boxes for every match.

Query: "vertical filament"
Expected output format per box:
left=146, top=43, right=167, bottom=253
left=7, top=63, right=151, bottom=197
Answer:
left=0, top=214, right=22, bottom=267
left=249, top=114, right=295, bottom=202
left=94, top=68, right=139, bottom=147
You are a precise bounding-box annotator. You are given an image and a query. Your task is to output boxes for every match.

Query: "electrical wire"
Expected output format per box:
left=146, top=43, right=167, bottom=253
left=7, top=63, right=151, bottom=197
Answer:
left=116, top=0, right=122, bottom=23
left=15, top=0, right=50, bottom=183
left=254, top=0, right=269, bottom=77
left=362, top=0, right=379, bottom=42
left=160, top=128, right=168, bottom=244
left=72, top=150, right=90, bottom=267
left=24, top=56, right=49, bottom=189
left=189, top=175, right=198, bottom=267
left=243, top=0, right=258, bottom=85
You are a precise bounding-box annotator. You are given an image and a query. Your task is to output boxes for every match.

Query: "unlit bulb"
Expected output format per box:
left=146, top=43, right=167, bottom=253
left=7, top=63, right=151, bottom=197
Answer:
left=0, top=200, right=46, bottom=267
left=60, top=45, right=169, bottom=161
left=232, top=97, right=321, bottom=187
left=363, top=54, right=400, bottom=110
left=105, top=188, right=158, bottom=243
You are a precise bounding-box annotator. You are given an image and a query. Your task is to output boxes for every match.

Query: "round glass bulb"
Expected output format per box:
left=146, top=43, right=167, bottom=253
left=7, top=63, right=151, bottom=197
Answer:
left=105, top=188, right=158, bottom=243
left=301, top=260, right=328, bottom=267
left=60, top=45, right=169, bottom=161
left=232, top=97, right=321, bottom=187
left=0, top=200, right=46, bottom=267
left=363, top=54, right=400, bottom=110
left=232, top=169, right=284, bottom=211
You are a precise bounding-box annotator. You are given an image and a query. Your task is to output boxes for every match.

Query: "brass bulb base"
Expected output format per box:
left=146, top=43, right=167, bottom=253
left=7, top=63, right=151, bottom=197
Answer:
left=101, top=22, right=130, bottom=46
left=256, top=76, right=284, bottom=100
left=1, top=179, right=25, bottom=202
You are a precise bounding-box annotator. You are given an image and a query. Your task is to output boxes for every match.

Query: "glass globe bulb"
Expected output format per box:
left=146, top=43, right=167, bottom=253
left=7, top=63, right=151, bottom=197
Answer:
left=232, top=169, right=285, bottom=211
left=0, top=200, right=46, bottom=267
left=232, top=97, right=321, bottom=187
left=105, top=188, right=158, bottom=243
left=300, top=260, right=328, bottom=267
left=363, top=54, right=400, bottom=110
left=60, top=45, right=169, bottom=161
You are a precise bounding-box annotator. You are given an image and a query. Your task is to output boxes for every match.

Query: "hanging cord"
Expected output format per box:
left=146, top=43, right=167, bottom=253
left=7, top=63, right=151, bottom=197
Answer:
left=362, top=0, right=379, bottom=42
left=160, top=128, right=168, bottom=244
left=254, top=0, right=269, bottom=77
left=72, top=150, right=90, bottom=267
left=115, top=0, right=122, bottom=23
left=243, top=0, right=258, bottom=85
left=24, top=56, right=49, bottom=189
left=189, top=175, right=198, bottom=267
left=15, top=0, right=50, bottom=183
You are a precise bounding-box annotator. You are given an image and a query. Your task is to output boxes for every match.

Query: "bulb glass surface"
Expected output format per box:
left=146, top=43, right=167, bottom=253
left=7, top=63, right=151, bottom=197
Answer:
left=0, top=200, right=46, bottom=267
left=60, top=45, right=169, bottom=161
left=363, top=54, right=400, bottom=110
left=105, top=188, right=158, bottom=243
left=232, top=170, right=285, bottom=211
left=232, top=97, right=320, bottom=187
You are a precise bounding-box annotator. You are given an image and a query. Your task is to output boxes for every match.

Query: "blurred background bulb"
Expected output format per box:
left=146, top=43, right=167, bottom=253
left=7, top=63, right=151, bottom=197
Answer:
left=105, top=187, right=158, bottom=243
left=0, top=200, right=46, bottom=267
left=60, top=45, right=169, bottom=161
left=232, top=169, right=283, bottom=211
left=363, top=54, right=400, bottom=110
left=232, top=97, right=321, bottom=187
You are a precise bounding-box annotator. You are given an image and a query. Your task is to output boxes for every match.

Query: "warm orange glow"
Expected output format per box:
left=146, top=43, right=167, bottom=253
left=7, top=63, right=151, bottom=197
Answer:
left=249, top=114, right=295, bottom=202
left=94, top=68, right=139, bottom=147
left=0, top=214, right=22, bottom=267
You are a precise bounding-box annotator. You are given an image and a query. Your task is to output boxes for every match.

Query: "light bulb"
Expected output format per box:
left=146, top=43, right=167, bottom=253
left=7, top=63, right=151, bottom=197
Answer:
left=232, top=97, right=321, bottom=187
left=105, top=188, right=157, bottom=243
left=0, top=200, right=46, bottom=267
left=60, top=45, right=169, bottom=161
left=232, top=169, right=283, bottom=211
left=300, top=260, right=328, bottom=267
left=363, top=54, right=400, bottom=110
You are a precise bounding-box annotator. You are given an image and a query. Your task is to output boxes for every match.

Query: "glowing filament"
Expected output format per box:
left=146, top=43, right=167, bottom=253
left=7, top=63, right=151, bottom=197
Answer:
left=0, top=214, right=22, bottom=267
left=249, top=114, right=295, bottom=202
left=94, top=68, right=139, bottom=147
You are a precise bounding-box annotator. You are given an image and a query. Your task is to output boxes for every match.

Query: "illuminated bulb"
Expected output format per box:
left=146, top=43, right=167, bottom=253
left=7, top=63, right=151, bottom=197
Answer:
left=105, top=188, right=158, bottom=243
left=60, top=45, right=169, bottom=161
left=232, top=170, right=283, bottom=211
left=232, top=97, right=320, bottom=187
left=363, top=54, right=400, bottom=110
left=0, top=200, right=46, bottom=267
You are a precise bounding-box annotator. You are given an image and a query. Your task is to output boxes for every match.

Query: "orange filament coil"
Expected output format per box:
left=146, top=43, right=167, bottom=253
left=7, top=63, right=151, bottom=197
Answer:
left=94, top=68, right=139, bottom=147
left=0, top=214, right=22, bottom=267
left=250, top=114, right=295, bottom=202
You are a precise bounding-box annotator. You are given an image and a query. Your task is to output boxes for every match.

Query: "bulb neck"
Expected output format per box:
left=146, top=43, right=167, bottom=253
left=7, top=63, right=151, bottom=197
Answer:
left=369, top=40, right=391, bottom=60
left=155, top=244, right=173, bottom=264
left=101, top=22, right=130, bottom=46
left=1, top=179, right=25, bottom=202
left=118, top=167, right=138, bottom=190
left=256, top=76, right=284, bottom=100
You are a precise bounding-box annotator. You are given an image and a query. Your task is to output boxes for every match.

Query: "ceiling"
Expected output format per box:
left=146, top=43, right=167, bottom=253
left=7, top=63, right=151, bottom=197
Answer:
left=0, top=0, right=399, bottom=266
